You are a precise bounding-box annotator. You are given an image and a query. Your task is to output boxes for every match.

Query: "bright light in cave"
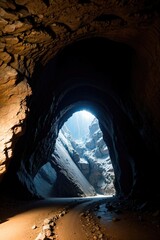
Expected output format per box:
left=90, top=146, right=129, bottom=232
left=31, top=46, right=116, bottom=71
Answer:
left=34, top=109, right=115, bottom=198
left=81, top=110, right=94, bottom=120
left=58, top=109, right=115, bottom=196
left=64, top=110, right=95, bottom=140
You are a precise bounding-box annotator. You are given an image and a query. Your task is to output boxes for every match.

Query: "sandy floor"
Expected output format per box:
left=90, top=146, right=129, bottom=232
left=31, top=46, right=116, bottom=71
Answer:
left=0, top=196, right=160, bottom=240
left=0, top=199, right=59, bottom=239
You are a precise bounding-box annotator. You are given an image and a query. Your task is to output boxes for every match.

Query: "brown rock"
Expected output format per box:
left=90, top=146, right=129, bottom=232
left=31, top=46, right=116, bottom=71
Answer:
left=0, top=17, right=8, bottom=28
left=0, top=51, right=11, bottom=63
left=15, top=0, right=30, bottom=5
left=3, top=24, right=16, bottom=33
left=45, top=229, right=52, bottom=237
left=5, top=36, right=19, bottom=45
left=43, top=224, right=51, bottom=231
left=31, top=225, right=37, bottom=230
left=0, top=7, right=18, bottom=20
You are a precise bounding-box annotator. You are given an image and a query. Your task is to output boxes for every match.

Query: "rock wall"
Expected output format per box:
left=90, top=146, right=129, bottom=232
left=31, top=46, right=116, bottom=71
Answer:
left=0, top=1, right=160, bottom=200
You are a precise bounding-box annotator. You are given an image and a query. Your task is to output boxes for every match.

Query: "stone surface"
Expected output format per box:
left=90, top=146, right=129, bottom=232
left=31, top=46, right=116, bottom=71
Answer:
left=62, top=118, right=115, bottom=195
left=50, top=130, right=96, bottom=197
left=0, top=0, right=159, bottom=202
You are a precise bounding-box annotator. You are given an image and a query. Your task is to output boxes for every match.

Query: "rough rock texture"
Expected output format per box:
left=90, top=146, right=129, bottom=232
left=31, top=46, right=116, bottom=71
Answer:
left=65, top=118, right=115, bottom=195
left=33, top=117, right=115, bottom=198
left=0, top=1, right=160, bottom=200
left=33, top=132, right=96, bottom=197
left=33, top=162, right=57, bottom=197
left=0, top=66, right=31, bottom=180
left=51, top=130, right=96, bottom=197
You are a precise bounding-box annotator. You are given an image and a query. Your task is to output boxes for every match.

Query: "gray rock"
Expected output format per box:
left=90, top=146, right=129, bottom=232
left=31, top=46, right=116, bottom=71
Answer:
left=85, top=138, right=95, bottom=149
left=78, top=158, right=90, bottom=175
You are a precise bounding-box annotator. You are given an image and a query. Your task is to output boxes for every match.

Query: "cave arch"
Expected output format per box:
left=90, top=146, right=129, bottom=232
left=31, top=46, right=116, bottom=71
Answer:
left=2, top=37, right=154, bottom=199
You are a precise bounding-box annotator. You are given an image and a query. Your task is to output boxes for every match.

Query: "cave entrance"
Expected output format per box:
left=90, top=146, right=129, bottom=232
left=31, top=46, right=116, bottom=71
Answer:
left=56, top=109, right=115, bottom=196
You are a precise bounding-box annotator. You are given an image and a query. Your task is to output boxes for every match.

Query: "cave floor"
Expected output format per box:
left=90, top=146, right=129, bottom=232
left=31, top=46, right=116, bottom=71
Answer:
left=0, top=195, right=160, bottom=240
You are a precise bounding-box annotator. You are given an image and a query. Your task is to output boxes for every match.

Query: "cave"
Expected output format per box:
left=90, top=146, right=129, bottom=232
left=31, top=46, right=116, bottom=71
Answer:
left=0, top=0, right=160, bottom=239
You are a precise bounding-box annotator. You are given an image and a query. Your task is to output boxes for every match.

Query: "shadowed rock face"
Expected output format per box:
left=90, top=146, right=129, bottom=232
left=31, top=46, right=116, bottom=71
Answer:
left=0, top=1, right=160, bottom=200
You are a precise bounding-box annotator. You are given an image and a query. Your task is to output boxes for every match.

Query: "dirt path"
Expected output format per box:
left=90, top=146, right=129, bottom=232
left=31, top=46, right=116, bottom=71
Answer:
left=0, top=196, right=160, bottom=240
left=0, top=196, right=105, bottom=240
left=55, top=202, right=88, bottom=240
left=0, top=198, right=74, bottom=240
left=55, top=197, right=103, bottom=240
left=55, top=197, right=160, bottom=240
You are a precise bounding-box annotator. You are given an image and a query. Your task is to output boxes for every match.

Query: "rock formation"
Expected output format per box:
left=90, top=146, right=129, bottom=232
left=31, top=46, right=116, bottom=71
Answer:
left=50, top=127, right=96, bottom=197
left=66, top=118, right=115, bottom=195
left=0, top=1, right=160, bottom=201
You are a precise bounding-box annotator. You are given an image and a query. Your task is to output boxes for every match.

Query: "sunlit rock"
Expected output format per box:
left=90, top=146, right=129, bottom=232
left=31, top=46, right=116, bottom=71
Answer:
left=51, top=130, right=96, bottom=197
left=57, top=114, right=115, bottom=195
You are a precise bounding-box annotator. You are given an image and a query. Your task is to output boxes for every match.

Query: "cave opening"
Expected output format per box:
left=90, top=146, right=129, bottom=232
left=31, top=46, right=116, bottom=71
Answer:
left=1, top=37, right=134, bottom=199
left=34, top=109, right=115, bottom=198
left=55, top=109, right=115, bottom=196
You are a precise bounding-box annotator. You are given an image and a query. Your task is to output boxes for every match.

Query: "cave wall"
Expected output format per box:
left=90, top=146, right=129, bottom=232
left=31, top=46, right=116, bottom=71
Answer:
left=0, top=0, right=160, bottom=199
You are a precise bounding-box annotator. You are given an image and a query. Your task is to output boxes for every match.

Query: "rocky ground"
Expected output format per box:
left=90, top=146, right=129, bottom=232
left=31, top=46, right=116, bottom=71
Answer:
left=0, top=195, right=160, bottom=240
left=80, top=198, right=160, bottom=240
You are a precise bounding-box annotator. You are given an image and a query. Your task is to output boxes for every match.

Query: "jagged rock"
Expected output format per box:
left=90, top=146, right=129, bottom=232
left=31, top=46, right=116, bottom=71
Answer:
left=0, top=7, right=18, bottom=20
left=97, top=137, right=104, bottom=149
left=0, top=0, right=159, bottom=203
left=3, top=24, right=16, bottom=33
left=34, top=162, right=57, bottom=197
left=50, top=130, right=96, bottom=197
left=31, top=225, right=37, bottom=230
left=89, top=120, right=98, bottom=136
left=77, top=158, right=90, bottom=176
left=54, top=119, right=115, bottom=195
left=5, top=36, right=19, bottom=45
left=94, top=147, right=102, bottom=158
left=85, top=138, right=95, bottom=150
left=72, top=150, right=80, bottom=163
left=73, top=142, right=85, bottom=155
left=100, top=146, right=109, bottom=156
left=0, top=51, right=11, bottom=63
left=43, top=218, right=53, bottom=225
left=0, top=17, right=8, bottom=28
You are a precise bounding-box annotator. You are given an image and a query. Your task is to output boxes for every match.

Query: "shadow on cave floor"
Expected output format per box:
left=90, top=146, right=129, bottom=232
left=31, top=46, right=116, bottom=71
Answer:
left=0, top=194, right=160, bottom=240
left=0, top=193, right=112, bottom=239
left=0, top=191, right=110, bottom=225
